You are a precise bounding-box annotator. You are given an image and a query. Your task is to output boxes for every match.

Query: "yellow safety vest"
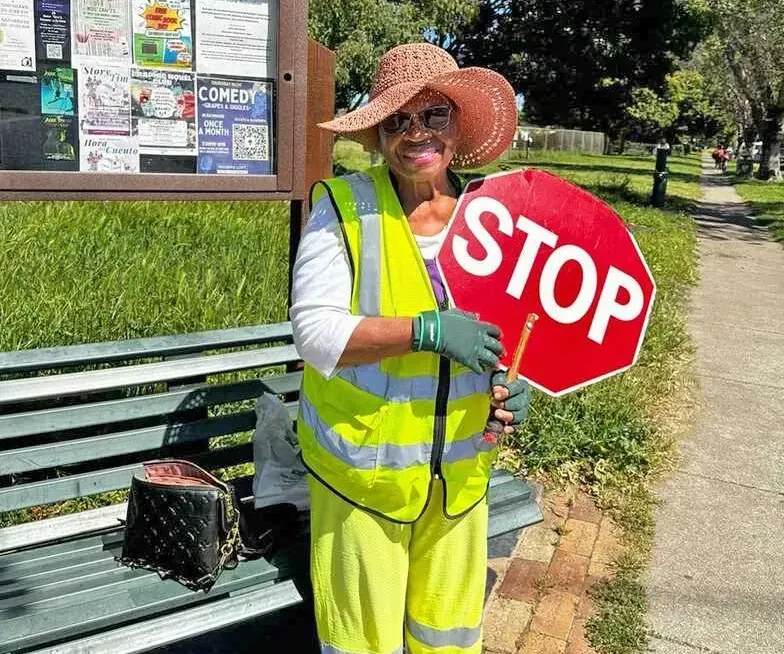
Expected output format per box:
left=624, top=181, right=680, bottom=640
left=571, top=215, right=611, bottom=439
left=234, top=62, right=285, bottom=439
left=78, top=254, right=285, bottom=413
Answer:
left=298, top=164, right=496, bottom=523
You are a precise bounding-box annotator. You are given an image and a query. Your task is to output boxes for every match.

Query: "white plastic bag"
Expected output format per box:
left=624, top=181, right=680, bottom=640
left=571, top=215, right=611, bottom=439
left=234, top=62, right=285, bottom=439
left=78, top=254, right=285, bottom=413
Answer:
left=252, top=392, right=310, bottom=510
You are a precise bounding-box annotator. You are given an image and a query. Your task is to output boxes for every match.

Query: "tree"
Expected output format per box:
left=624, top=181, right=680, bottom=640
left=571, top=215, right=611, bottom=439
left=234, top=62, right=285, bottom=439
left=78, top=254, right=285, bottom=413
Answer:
left=697, top=0, right=784, bottom=179
left=454, top=0, right=708, bottom=144
left=308, top=0, right=478, bottom=112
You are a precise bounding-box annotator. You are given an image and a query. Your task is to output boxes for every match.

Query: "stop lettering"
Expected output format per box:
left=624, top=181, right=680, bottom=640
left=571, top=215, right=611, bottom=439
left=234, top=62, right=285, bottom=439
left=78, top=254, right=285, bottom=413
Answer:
left=437, top=169, right=656, bottom=396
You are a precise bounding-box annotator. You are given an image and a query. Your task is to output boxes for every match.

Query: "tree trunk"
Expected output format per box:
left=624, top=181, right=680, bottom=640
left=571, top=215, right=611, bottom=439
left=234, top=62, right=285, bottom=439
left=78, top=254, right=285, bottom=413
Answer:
left=758, top=110, right=783, bottom=181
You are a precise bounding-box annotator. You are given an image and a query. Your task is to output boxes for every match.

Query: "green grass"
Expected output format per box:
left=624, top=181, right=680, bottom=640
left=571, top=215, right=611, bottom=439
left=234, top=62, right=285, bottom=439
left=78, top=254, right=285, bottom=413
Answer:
left=733, top=179, right=784, bottom=241
left=0, top=201, right=291, bottom=351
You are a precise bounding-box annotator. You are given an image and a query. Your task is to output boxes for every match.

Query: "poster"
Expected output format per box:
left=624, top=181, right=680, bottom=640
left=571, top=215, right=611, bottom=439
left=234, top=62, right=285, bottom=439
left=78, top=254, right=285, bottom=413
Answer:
left=40, top=66, right=76, bottom=114
left=35, top=0, right=70, bottom=62
left=0, top=0, right=36, bottom=71
left=42, top=114, right=77, bottom=161
left=78, top=64, right=131, bottom=135
left=197, top=75, right=272, bottom=175
left=80, top=135, right=138, bottom=171
left=72, top=0, right=131, bottom=64
left=194, top=0, right=274, bottom=78
left=131, top=67, right=195, bottom=155
left=132, top=0, right=192, bottom=69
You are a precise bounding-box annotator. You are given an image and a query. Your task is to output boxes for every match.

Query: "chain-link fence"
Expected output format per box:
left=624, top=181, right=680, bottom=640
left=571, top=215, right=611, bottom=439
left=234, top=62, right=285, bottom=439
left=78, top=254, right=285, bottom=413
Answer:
left=509, top=126, right=609, bottom=155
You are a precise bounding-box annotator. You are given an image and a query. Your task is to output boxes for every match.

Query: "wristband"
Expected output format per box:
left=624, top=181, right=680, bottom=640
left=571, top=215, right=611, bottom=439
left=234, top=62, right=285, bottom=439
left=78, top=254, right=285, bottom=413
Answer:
left=417, top=310, right=442, bottom=352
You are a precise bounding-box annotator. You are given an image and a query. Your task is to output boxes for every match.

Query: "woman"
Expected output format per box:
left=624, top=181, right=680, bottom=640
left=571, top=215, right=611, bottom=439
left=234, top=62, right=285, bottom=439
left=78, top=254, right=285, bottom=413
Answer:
left=290, top=43, right=531, bottom=654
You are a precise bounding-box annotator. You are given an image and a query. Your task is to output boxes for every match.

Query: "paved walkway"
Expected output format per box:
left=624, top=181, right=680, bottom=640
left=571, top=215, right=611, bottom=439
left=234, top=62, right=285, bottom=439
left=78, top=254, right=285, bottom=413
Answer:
left=645, top=160, right=784, bottom=653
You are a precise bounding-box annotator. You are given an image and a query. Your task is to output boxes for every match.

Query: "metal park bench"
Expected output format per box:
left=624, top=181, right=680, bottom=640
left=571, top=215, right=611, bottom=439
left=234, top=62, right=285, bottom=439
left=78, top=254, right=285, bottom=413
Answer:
left=0, top=322, right=543, bottom=653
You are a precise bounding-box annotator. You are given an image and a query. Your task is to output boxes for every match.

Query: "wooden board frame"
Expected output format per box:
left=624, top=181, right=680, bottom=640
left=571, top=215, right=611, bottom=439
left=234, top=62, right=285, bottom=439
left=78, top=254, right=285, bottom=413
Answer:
left=0, top=0, right=309, bottom=201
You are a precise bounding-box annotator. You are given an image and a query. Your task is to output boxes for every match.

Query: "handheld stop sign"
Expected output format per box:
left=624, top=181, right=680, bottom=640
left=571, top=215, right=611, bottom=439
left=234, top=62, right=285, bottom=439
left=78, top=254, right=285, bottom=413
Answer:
left=437, top=168, right=656, bottom=396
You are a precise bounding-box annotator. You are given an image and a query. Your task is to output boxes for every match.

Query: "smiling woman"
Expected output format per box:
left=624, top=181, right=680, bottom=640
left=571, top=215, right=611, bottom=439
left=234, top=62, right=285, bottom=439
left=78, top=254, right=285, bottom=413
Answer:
left=288, top=43, right=528, bottom=654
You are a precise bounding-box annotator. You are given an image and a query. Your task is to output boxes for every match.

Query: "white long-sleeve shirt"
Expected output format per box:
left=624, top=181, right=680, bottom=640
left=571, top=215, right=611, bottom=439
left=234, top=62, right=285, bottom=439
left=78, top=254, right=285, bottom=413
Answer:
left=289, top=196, right=446, bottom=378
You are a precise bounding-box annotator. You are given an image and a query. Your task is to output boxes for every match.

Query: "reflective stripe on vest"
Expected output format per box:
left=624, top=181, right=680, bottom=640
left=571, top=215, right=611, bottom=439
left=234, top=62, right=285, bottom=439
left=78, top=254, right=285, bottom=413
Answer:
left=336, top=364, right=489, bottom=403
left=300, top=395, right=493, bottom=471
left=345, top=172, right=382, bottom=316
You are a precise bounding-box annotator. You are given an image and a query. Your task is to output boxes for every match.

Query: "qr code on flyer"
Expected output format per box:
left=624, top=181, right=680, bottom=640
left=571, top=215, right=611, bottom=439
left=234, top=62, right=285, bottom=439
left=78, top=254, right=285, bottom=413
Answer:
left=46, top=44, right=63, bottom=59
left=232, top=124, right=269, bottom=161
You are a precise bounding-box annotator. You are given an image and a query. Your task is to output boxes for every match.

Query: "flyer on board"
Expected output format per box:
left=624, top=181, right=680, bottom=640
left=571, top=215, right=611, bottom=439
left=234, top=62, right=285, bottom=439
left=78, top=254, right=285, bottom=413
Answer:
left=71, top=0, right=131, bottom=64
left=197, top=76, right=272, bottom=175
left=35, top=0, right=71, bottom=63
left=131, top=67, right=196, bottom=155
left=78, top=64, right=131, bottom=135
left=0, top=0, right=36, bottom=71
left=40, top=66, right=77, bottom=115
left=80, top=135, right=139, bottom=171
left=42, top=114, right=78, bottom=162
left=132, top=0, right=192, bottom=69
left=194, top=0, right=274, bottom=78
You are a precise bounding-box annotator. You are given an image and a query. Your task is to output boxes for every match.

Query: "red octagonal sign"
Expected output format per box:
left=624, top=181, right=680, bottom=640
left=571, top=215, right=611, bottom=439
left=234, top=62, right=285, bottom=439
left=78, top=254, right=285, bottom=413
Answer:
left=437, top=169, right=656, bottom=397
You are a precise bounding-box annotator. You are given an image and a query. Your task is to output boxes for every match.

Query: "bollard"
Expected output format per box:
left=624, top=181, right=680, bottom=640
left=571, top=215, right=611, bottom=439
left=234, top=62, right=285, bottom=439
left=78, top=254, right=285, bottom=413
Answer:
left=651, top=145, right=668, bottom=207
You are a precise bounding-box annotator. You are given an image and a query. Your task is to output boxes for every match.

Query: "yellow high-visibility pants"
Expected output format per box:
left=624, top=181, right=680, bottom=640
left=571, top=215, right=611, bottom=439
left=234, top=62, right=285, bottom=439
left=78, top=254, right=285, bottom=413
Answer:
left=308, top=475, right=488, bottom=654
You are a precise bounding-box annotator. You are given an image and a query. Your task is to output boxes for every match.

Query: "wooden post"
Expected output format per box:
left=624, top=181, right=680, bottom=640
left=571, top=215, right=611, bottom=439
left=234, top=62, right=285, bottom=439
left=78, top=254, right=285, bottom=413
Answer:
left=288, top=39, right=336, bottom=309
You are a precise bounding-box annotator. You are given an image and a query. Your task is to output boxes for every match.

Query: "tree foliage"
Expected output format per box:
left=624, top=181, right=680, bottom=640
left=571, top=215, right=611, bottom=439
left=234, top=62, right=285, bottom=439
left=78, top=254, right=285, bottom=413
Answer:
left=454, top=0, right=708, bottom=140
left=696, top=0, right=784, bottom=178
left=308, top=0, right=478, bottom=111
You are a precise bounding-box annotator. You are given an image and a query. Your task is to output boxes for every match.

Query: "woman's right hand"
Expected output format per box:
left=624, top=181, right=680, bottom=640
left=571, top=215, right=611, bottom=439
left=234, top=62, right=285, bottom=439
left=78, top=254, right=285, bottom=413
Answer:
left=412, top=309, right=504, bottom=373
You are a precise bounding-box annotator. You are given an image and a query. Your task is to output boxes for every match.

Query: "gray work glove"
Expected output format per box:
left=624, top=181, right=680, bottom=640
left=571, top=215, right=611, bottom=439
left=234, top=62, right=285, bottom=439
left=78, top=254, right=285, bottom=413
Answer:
left=490, top=370, right=531, bottom=429
left=412, top=309, right=503, bottom=374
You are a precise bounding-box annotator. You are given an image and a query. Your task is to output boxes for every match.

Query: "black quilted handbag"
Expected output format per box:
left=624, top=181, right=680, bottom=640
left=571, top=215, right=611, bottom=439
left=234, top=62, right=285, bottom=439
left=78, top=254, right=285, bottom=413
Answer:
left=118, top=460, right=241, bottom=592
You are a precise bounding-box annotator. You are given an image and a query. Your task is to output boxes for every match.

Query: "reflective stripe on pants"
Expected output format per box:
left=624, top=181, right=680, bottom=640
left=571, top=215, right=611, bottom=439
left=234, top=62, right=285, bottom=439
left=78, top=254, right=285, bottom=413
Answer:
left=308, top=475, right=487, bottom=654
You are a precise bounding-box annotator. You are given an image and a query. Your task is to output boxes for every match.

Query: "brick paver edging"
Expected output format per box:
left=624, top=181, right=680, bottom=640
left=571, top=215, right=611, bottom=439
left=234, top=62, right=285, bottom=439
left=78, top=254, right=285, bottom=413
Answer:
left=484, top=489, right=623, bottom=653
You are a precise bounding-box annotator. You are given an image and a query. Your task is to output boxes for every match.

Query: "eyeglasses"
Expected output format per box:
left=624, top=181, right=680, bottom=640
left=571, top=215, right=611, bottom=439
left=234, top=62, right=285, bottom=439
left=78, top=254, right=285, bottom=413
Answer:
left=379, top=105, right=453, bottom=135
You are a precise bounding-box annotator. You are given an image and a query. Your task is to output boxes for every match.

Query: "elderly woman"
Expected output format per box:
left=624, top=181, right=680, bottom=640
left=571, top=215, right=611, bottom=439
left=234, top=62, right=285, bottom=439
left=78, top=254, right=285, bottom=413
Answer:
left=290, top=43, right=531, bottom=654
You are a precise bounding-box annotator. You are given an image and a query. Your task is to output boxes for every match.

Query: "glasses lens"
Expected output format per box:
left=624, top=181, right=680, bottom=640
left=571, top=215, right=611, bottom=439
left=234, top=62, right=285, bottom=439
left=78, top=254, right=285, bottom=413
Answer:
left=423, top=106, right=451, bottom=131
left=380, top=113, right=409, bottom=134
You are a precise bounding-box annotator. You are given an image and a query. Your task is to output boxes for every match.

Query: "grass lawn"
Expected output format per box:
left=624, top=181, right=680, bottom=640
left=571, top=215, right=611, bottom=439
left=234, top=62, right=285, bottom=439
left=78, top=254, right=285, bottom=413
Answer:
left=1, top=143, right=701, bottom=653
left=733, top=179, right=784, bottom=242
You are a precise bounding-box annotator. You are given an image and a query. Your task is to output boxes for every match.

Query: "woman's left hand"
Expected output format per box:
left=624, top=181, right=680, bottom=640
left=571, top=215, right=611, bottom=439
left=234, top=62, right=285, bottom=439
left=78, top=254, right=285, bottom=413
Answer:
left=490, top=371, right=531, bottom=434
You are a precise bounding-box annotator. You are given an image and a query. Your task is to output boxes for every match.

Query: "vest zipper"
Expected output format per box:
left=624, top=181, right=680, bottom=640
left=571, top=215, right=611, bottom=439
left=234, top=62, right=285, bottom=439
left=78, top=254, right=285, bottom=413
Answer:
left=431, top=355, right=451, bottom=479
left=431, top=297, right=451, bottom=479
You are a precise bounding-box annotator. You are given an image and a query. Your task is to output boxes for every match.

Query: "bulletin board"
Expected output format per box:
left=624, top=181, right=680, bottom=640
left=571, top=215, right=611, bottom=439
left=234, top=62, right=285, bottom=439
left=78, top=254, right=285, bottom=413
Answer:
left=0, top=0, right=308, bottom=199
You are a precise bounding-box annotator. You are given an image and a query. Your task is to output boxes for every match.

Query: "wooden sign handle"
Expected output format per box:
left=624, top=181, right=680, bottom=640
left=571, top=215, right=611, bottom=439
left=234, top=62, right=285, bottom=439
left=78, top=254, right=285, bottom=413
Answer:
left=505, top=313, right=539, bottom=381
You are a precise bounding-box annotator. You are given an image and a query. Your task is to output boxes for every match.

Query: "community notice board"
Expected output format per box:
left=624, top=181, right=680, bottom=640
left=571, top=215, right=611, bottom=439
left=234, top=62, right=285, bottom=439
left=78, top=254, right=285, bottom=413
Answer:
left=0, top=0, right=276, bottom=175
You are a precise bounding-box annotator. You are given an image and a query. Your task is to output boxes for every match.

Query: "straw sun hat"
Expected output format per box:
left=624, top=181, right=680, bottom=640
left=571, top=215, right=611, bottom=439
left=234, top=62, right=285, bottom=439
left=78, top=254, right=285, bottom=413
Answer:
left=318, top=43, right=517, bottom=168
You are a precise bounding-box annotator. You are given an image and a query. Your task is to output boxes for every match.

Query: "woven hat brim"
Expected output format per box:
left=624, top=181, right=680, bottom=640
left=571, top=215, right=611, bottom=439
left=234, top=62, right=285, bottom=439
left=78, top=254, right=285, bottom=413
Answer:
left=318, top=67, right=517, bottom=169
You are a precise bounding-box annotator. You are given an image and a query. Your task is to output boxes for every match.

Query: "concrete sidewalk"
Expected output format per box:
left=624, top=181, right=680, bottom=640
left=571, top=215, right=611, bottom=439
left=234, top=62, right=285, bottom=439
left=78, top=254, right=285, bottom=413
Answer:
left=645, top=160, right=784, bottom=653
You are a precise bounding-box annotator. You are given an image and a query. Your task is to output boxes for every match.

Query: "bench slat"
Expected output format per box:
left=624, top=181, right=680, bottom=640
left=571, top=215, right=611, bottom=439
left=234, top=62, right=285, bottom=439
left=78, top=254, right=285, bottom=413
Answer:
left=0, top=546, right=304, bottom=653
left=0, top=411, right=257, bottom=475
left=0, top=323, right=294, bottom=374
left=0, top=443, right=255, bottom=512
left=0, top=373, right=302, bottom=440
left=28, top=581, right=303, bottom=654
left=0, top=344, right=300, bottom=406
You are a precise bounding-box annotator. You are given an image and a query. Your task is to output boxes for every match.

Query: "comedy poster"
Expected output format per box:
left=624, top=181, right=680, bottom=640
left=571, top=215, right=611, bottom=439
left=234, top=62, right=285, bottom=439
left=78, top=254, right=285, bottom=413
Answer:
left=35, top=0, right=71, bottom=62
left=131, top=67, right=195, bottom=155
left=78, top=64, right=131, bottom=135
left=0, top=0, right=36, bottom=71
left=194, top=0, right=274, bottom=78
left=80, top=135, right=138, bottom=171
left=197, top=76, right=272, bottom=175
left=71, top=0, right=131, bottom=64
left=132, top=0, right=192, bottom=69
